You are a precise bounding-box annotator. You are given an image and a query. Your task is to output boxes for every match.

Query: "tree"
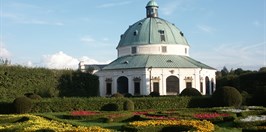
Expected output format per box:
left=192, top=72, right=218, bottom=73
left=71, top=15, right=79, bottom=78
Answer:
left=221, top=66, right=229, bottom=76
left=259, top=67, right=266, bottom=72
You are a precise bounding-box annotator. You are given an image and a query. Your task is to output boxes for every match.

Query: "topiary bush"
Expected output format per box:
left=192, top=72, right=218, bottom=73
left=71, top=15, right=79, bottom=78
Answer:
left=111, top=93, right=124, bottom=98
left=212, top=86, right=242, bottom=107
left=240, top=91, right=251, bottom=106
left=123, top=99, right=134, bottom=111
left=101, top=103, right=119, bottom=111
left=13, top=96, right=32, bottom=114
left=149, top=92, right=160, bottom=97
left=180, top=88, right=202, bottom=96
left=24, top=93, right=42, bottom=100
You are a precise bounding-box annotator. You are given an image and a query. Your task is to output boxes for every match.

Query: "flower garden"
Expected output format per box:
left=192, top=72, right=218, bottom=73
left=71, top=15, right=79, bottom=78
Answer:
left=1, top=106, right=266, bottom=131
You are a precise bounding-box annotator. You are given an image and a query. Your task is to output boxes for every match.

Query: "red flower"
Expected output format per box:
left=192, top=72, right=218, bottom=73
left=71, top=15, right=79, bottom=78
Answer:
left=194, top=113, right=229, bottom=119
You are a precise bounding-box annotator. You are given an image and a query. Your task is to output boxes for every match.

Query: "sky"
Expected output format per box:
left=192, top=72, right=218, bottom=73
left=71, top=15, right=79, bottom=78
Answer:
left=0, top=0, right=265, bottom=71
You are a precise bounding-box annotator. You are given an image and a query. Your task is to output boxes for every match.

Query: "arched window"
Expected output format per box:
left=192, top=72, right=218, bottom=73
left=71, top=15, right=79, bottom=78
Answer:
left=117, top=76, right=128, bottom=94
left=166, top=76, right=179, bottom=94
left=205, top=77, right=210, bottom=95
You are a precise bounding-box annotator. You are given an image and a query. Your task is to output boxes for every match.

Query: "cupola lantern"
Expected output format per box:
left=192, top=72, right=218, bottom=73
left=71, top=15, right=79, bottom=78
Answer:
left=146, top=0, right=159, bottom=18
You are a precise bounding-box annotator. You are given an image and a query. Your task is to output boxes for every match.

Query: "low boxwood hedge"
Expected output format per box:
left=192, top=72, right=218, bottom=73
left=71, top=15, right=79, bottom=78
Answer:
left=0, top=96, right=213, bottom=113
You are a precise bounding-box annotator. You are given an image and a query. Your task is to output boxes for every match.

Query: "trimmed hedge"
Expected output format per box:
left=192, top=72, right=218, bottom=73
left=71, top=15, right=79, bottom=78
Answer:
left=0, top=96, right=213, bottom=113
left=0, top=65, right=99, bottom=100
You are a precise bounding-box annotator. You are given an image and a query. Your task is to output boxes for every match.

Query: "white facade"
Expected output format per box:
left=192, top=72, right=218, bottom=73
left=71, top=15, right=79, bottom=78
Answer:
left=117, top=44, right=190, bottom=57
left=97, top=67, right=216, bottom=96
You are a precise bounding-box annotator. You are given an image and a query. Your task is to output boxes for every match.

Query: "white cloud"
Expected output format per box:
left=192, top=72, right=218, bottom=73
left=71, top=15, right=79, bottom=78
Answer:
left=40, top=51, right=110, bottom=69
left=97, top=1, right=132, bottom=8
left=79, top=56, right=111, bottom=65
left=161, top=0, right=194, bottom=16
left=197, top=25, right=215, bottom=33
left=41, top=51, right=79, bottom=69
left=0, top=41, right=11, bottom=58
left=161, top=1, right=180, bottom=16
left=80, top=36, right=96, bottom=43
left=80, top=35, right=110, bottom=47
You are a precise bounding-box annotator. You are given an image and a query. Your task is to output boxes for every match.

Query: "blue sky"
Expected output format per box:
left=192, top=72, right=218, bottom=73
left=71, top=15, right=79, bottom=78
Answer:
left=0, top=0, right=265, bottom=70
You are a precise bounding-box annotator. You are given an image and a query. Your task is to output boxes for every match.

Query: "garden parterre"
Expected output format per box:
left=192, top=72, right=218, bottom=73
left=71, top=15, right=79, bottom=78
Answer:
left=1, top=107, right=266, bottom=131
left=0, top=114, right=111, bottom=132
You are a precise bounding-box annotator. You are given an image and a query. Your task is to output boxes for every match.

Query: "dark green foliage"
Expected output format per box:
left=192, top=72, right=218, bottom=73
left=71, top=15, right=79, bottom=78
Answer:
left=0, top=65, right=99, bottom=99
left=1, top=96, right=213, bottom=113
left=0, top=102, right=13, bottom=114
left=180, top=88, right=202, bottom=96
left=238, top=72, right=266, bottom=94
left=216, top=75, right=239, bottom=89
left=101, top=103, right=119, bottom=111
left=58, top=71, right=99, bottom=97
left=212, top=86, right=242, bottom=107
left=111, top=93, right=124, bottom=98
left=259, top=67, right=266, bottom=72
left=35, top=87, right=59, bottom=98
left=124, top=93, right=133, bottom=98
left=188, top=96, right=212, bottom=108
left=240, top=91, right=251, bottom=106
left=149, top=91, right=160, bottom=97
left=133, top=96, right=190, bottom=110
left=123, top=99, right=134, bottom=111
left=13, top=96, right=32, bottom=114
left=24, top=93, right=42, bottom=100
left=252, top=86, right=266, bottom=106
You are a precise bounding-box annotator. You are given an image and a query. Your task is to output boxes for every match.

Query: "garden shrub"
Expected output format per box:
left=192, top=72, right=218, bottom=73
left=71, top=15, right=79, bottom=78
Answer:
left=180, top=88, right=202, bottom=96
left=124, top=93, right=133, bottom=98
left=212, top=86, right=242, bottom=107
left=111, top=93, right=124, bottom=98
left=13, top=96, right=32, bottom=114
left=123, top=99, right=134, bottom=111
left=252, top=86, right=266, bottom=106
left=240, top=91, right=251, bottom=106
left=133, top=96, right=190, bottom=110
left=24, top=93, right=42, bottom=100
left=188, top=96, right=212, bottom=108
left=101, top=103, right=119, bottom=111
left=149, top=91, right=160, bottom=97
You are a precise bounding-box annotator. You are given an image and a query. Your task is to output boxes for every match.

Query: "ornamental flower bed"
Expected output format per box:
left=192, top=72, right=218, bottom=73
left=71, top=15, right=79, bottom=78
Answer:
left=235, top=115, right=266, bottom=128
left=194, top=113, right=230, bottom=119
left=127, top=119, right=214, bottom=132
left=0, top=114, right=111, bottom=132
left=134, top=111, right=177, bottom=120
left=71, top=110, right=100, bottom=116
left=240, top=115, right=266, bottom=122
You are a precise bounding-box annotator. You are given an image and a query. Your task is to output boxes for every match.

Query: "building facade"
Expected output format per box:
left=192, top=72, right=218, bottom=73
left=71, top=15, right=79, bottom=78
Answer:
left=95, top=0, right=216, bottom=96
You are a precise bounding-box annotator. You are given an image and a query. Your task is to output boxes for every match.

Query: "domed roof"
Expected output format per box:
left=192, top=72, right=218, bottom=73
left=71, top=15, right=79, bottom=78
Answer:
left=146, top=0, right=159, bottom=8
left=117, top=17, right=189, bottom=48
left=117, top=0, right=189, bottom=48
